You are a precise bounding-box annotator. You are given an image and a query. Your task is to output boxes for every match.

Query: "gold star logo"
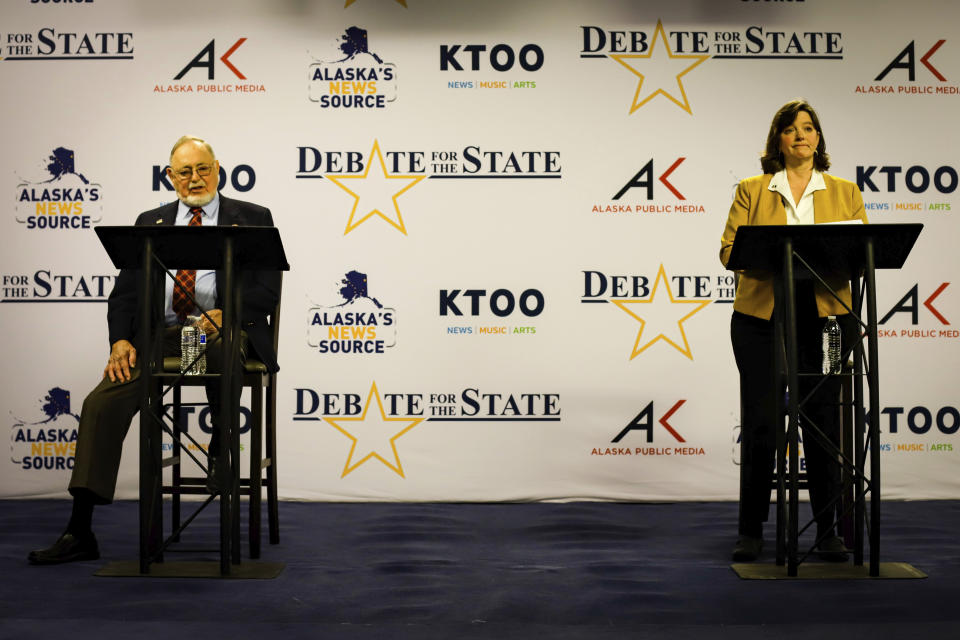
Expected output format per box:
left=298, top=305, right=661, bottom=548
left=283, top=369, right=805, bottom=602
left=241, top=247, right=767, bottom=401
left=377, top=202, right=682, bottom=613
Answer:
left=323, top=382, right=425, bottom=478
left=610, top=264, right=711, bottom=360
left=609, top=20, right=709, bottom=115
left=326, top=139, right=426, bottom=235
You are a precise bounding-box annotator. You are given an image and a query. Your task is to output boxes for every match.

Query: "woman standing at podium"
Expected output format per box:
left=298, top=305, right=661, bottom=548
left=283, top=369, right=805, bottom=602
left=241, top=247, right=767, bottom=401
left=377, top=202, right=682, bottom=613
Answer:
left=719, top=99, right=867, bottom=562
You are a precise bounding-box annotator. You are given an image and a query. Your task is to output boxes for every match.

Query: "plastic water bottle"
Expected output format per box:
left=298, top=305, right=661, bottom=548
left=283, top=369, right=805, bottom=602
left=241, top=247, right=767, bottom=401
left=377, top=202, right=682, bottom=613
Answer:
left=180, top=322, right=197, bottom=375
left=195, top=329, right=207, bottom=375
left=822, top=316, right=841, bottom=375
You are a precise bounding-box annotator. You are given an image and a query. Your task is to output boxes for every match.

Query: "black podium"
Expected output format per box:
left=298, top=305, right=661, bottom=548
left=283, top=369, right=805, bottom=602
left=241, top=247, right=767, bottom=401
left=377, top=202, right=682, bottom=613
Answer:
left=94, top=225, right=288, bottom=577
left=727, top=223, right=922, bottom=578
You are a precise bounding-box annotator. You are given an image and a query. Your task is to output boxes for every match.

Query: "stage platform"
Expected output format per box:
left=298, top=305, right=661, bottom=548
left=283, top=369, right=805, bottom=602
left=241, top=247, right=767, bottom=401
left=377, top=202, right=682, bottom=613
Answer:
left=3, top=500, right=959, bottom=639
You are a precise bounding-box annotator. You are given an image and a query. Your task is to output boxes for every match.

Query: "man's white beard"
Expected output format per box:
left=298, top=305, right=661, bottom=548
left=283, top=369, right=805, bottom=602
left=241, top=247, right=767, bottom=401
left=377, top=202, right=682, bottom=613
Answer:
left=182, top=189, right=216, bottom=207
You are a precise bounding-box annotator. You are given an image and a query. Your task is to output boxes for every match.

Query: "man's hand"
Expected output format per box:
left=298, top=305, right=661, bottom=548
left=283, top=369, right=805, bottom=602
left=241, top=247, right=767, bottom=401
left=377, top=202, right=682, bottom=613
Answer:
left=197, top=309, right=222, bottom=335
left=104, top=339, right=137, bottom=382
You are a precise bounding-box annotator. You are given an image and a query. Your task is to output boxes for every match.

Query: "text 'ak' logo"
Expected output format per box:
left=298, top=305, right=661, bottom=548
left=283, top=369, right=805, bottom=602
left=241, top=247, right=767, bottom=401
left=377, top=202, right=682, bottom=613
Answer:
left=857, top=39, right=959, bottom=96
left=591, top=401, right=705, bottom=457
left=878, top=282, right=958, bottom=340
left=875, top=40, right=947, bottom=83
left=156, top=37, right=265, bottom=94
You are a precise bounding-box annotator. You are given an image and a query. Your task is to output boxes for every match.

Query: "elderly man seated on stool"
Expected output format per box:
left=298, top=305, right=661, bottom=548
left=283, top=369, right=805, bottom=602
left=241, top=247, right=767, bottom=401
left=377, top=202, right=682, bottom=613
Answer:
left=28, top=135, right=280, bottom=565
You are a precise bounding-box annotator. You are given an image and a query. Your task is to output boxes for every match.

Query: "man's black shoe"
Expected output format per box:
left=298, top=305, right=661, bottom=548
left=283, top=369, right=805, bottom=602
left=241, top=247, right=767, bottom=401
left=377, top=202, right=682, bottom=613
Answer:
left=732, top=535, right=763, bottom=562
left=816, top=535, right=849, bottom=562
left=28, top=532, right=99, bottom=565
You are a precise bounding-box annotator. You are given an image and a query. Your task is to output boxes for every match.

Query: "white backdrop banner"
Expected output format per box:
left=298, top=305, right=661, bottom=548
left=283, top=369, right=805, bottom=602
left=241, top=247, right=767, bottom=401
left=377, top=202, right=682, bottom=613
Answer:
left=1, top=0, right=957, bottom=501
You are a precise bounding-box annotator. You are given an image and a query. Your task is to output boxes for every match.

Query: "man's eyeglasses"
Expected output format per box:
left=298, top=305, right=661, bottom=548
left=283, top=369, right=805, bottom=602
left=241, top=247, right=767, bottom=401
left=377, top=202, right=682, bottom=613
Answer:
left=171, top=164, right=214, bottom=181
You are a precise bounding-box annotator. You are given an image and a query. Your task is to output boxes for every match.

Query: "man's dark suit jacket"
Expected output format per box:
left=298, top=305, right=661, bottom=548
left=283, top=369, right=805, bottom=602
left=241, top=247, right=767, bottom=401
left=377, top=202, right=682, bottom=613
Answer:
left=105, top=194, right=281, bottom=372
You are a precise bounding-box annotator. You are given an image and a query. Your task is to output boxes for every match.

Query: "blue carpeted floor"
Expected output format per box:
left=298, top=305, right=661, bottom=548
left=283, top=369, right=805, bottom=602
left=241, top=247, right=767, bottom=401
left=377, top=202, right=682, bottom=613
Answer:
left=2, top=500, right=959, bottom=639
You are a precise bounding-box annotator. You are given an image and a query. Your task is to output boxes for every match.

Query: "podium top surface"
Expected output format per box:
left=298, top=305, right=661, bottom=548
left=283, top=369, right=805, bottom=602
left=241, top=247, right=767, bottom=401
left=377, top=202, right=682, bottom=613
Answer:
left=95, top=225, right=290, bottom=271
left=726, top=223, right=922, bottom=273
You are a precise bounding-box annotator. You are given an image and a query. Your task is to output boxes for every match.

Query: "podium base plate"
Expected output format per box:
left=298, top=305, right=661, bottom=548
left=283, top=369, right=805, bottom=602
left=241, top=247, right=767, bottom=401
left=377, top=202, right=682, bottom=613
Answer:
left=732, top=561, right=926, bottom=580
left=95, top=560, right=284, bottom=579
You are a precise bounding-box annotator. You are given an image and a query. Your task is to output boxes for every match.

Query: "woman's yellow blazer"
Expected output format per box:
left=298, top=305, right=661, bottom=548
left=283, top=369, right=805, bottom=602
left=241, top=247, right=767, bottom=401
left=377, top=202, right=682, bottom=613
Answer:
left=719, top=173, right=867, bottom=320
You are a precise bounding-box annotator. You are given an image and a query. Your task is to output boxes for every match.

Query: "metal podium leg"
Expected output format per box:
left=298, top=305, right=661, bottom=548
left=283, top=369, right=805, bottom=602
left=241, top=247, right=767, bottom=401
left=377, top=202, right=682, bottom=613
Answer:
left=851, top=272, right=866, bottom=567
left=783, top=239, right=800, bottom=577
left=220, top=236, right=244, bottom=571
left=774, top=284, right=786, bottom=568
left=138, top=237, right=163, bottom=573
left=865, top=239, right=881, bottom=577
left=138, top=238, right=153, bottom=575
left=219, top=237, right=236, bottom=575
left=171, top=385, right=182, bottom=543
left=231, top=266, right=244, bottom=566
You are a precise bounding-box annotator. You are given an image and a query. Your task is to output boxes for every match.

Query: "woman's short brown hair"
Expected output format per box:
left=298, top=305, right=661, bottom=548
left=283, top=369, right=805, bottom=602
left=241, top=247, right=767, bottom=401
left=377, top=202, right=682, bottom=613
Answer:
left=760, top=99, right=830, bottom=174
